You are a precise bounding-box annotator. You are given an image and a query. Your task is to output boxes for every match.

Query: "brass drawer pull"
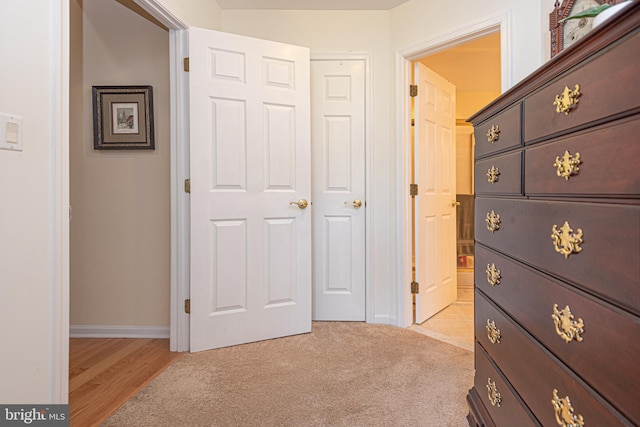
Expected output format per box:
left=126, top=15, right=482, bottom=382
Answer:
left=551, top=221, right=583, bottom=258
left=486, top=210, right=501, bottom=233
left=552, top=389, right=585, bottom=427
left=487, top=125, right=500, bottom=143
left=486, top=378, right=502, bottom=407
left=487, top=165, right=500, bottom=183
left=552, top=304, right=585, bottom=343
left=554, top=150, right=581, bottom=180
left=486, top=319, right=501, bottom=344
left=486, top=263, right=501, bottom=287
left=553, top=84, right=581, bottom=115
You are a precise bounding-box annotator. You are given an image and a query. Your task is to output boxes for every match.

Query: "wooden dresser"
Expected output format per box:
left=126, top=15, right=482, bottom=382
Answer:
left=466, top=4, right=640, bottom=426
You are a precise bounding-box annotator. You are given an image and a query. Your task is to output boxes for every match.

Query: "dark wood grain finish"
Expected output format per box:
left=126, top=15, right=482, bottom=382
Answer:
left=475, top=150, right=523, bottom=195
left=475, top=197, right=640, bottom=314
left=523, top=30, right=640, bottom=144
left=525, top=117, right=640, bottom=197
left=474, top=103, right=522, bottom=159
left=475, top=244, right=640, bottom=424
left=473, top=343, right=540, bottom=427
left=467, top=6, right=640, bottom=426
left=475, top=293, right=634, bottom=427
left=467, top=387, right=497, bottom=427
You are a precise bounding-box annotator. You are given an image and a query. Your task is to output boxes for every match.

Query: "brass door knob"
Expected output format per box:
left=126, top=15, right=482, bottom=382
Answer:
left=451, top=200, right=461, bottom=207
left=289, top=199, right=309, bottom=209
left=344, top=199, right=363, bottom=209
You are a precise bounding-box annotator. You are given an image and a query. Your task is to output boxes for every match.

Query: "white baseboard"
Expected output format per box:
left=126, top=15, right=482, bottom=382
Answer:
left=372, top=314, right=398, bottom=326
left=70, top=325, right=170, bottom=339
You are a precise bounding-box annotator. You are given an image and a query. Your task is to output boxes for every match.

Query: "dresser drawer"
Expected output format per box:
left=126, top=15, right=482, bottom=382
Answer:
left=474, top=103, right=522, bottom=159
left=524, top=29, right=640, bottom=144
left=476, top=292, right=633, bottom=426
left=475, top=244, right=640, bottom=424
left=475, top=150, right=523, bottom=195
left=525, top=117, right=640, bottom=197
left=473, top=343, right=539, bottom=427
left=475, top=197, right=640, bottom=314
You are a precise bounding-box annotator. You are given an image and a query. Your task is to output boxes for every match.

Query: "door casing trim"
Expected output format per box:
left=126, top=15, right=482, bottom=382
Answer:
left=132, top=0, right=190, bottom=351
left=395, top=10, right=513, bottom=327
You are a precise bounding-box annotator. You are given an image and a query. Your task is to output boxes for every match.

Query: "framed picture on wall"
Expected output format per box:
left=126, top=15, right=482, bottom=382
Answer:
left=92, top=85, right=155, bottom=150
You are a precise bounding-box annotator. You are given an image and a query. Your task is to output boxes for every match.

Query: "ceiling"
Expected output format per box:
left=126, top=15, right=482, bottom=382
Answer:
left=214, top=0, right=411, bottom=10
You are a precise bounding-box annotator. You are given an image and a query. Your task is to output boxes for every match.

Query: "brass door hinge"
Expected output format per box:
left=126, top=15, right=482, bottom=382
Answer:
left=184, top=299, right=191, bottom=314
left=184, top=178, right=191, bottom=193
left=411, top=281, right=420, bottom=294
left=410, top=183, right=418, bottom=196
left=410, top=85, right=418, bottom=97
left=183, top=57, right=190, bottom=72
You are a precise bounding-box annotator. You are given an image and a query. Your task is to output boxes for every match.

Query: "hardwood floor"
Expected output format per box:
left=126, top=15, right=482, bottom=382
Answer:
left=69, top=338, right=183, bottom=427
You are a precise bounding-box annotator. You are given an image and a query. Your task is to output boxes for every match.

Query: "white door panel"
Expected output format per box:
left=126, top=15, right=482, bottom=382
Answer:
left=189, top=28, right=311, bottom=351
left=415, top=62, right=457, bottom=323
left=311, top=59, right=366, bottom=321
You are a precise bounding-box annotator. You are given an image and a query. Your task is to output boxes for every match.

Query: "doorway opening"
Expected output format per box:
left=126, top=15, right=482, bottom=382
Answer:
left=398, top=13, right=510, bottom=338
left=68, top=0, right=175, bottom=419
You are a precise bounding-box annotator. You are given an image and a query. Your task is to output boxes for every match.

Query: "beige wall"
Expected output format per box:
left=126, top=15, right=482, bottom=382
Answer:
left=456, top=127, right=475, bottom=195
left=457, top=92, right=502, bottom=121
left=70, top=0, right=170, bottom=328
left=417, top=32, right=501, bottom=120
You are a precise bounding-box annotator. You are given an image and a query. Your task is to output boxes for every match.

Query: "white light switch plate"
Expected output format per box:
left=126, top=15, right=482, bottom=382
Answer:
left=0, top=112, right=23, bottom=152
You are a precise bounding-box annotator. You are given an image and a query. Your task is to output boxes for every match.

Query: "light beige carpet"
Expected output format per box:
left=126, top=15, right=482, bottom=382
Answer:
left=103, top=322, right=473, bottom=427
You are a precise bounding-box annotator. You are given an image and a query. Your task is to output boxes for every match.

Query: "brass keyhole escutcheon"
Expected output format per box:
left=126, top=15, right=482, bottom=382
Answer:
left=486, top=210, right=501, bottom=233
left=551, top=221, right=583, bottom=258
left=486, top=319, right=501, bottom=344
left=486, top=378, right=502, bottom=407
left=487, top=125, right=500, bottom=143
left=486, top=263, right=501, bottom=287
left=487, top=165, right=500, bottom=183
left=552, top=304, right=584, bottom=343
left=554, top=84, right=581, bottom=115
left=554, top=151, right=581, bottom=180
left=552, top=389, right=585, bottom=427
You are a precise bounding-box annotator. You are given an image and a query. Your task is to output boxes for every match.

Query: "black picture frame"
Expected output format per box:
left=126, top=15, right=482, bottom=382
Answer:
left=92, top=85, right=155, bottom=150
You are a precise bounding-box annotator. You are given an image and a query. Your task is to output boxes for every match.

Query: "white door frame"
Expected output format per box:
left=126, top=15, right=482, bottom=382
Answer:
left=128, top=1, right=190, bottom=351
left=310, top=52, right=374, bottom=323
left=395, top=11, right=513, bottom=327
left=52, top=0, right=70, bottom=403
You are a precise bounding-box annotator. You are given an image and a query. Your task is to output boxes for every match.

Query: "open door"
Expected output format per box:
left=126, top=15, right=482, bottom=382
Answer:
left=414, top=62, right=457, bottom=324
left=188, top=28, right=312, bottom=352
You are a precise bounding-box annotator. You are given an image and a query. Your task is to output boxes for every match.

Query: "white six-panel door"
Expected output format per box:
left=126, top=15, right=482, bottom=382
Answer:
left=189, top=28, right=312, bottom=352
left=311, top=59, right=366, bottom=321
left=414, top=62, right=457, bottom=324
